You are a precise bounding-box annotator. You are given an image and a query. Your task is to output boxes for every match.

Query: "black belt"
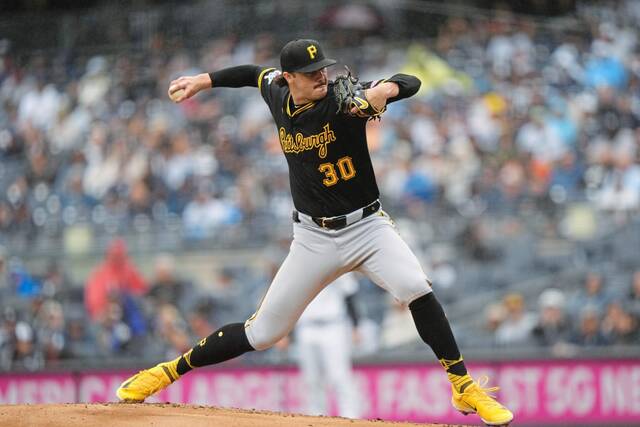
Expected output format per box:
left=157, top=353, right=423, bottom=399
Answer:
left=292, top=200, right=381, bottom=230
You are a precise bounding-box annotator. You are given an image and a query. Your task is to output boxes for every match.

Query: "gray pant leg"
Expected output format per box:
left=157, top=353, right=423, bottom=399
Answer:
left=244, top=223, right=342, bottom=350
left=356, top=213, right=432, bottom=305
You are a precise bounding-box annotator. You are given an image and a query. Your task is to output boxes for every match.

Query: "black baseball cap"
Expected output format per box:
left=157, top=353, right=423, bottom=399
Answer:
left=280, top=39, right=337, bottom=73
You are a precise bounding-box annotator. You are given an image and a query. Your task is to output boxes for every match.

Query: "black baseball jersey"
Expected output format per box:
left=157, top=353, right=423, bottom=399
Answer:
left=210, top=65, right=420, bottom=217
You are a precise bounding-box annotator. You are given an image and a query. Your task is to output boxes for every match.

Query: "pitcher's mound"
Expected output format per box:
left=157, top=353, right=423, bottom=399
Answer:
left=0, top=403, right=475, bottom=427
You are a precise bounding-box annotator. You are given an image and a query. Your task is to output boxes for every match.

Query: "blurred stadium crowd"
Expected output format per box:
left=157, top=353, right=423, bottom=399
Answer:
left=0, top=0, right=639, bottom=370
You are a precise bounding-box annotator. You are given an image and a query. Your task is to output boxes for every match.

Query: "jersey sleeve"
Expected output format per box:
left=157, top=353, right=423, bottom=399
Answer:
left=362, top=73, right=421, bottom=105
left=257, top=67, right=284, bottom=108
left=383, top=74, right=421, bottom=104
left=209, top=65, right=285, bottom=110
left=209, top=65, right=262, bottom=88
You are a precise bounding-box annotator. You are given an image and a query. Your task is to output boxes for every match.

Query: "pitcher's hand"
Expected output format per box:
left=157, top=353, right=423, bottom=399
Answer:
left=168, top=73, right=212, bottom=103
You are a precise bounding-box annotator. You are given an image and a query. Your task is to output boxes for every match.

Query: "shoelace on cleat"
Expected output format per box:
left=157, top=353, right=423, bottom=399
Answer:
left=465, top=376, right=503, bottom=408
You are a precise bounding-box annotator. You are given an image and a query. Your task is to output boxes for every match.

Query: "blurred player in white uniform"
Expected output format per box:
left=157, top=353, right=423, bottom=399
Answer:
left=295, top=272, right=361, bottom=418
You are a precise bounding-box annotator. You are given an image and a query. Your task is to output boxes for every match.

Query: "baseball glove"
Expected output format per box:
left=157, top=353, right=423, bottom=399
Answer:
left=334, top=67, right=386, bottom=120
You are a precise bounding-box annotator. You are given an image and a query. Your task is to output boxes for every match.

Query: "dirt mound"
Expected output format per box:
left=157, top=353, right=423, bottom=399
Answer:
left=0, top=403, right=475, bottom=426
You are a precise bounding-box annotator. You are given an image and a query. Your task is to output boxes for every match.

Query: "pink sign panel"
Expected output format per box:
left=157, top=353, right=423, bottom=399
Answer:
left=0, top=373, right=76, bottom=403
left=1, top=360, right=639, bottom=425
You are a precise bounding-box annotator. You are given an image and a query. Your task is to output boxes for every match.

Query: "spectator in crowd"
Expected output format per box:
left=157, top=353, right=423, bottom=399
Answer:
left=628, top=270, right=640, bottom=317
left=531, top=288, right=571, bottom=347
left=205, top=267, right=247, bottom=325
left=569, top=306, right=610, bottom=346
left=495, top=293, right=537, bottom=346
left=39, top=261, right=71, bottom=301
left=182, top=184, right=242, bottom=241
left=0, top=307, right=17, bottom=370
left=457, top=219, right=501, bottom=262
left=65, top=310, right=97, bottom=359
left=425, top=247, right=458, bottom=303
left=187, top=302, right=216, bottom=341
left=549, top=151, right=584, bottom=202
left=35, top=300, right=67, bottom=362
left=515, top=108, right=567, bottom=166
left=568, top=271, right=614, bottom=319
left=12, top=320, right=42, bottom=370
left=595, top=148, right=640, bottom=212
left=152, top=303, right=192, bottom=360
left=17, top=76, right=62, bottom=131
left=0, top=246, right=10, bottom=300
left=146, top=254, right=195, bottom=313
left=12, top=259, right=42, bottom=299
left=84, top=238, right=148, bottom=321
left=95, top=300, right=135, bottom=356
left=484, top=303, right=506, bottom=337
left=601, top=301, right=639, bottom=345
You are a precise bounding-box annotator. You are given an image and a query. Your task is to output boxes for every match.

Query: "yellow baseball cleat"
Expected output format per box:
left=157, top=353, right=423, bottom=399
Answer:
left=451, top=376, right=514, bottom=426
left=116, top=358, right=180, bottom=402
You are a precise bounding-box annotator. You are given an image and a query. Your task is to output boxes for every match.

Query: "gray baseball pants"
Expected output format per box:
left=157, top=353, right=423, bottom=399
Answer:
left=245, top=207, right=432, bottom=351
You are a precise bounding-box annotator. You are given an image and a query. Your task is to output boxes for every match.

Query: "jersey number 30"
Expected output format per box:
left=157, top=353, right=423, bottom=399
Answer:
left=318, top=156, right=356, bottom=187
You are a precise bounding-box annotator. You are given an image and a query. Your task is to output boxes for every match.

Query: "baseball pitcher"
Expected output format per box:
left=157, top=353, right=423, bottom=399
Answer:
left=117, top=39, right=513, bottom=426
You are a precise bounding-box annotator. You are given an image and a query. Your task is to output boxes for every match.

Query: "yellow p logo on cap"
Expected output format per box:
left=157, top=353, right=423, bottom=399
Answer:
left=307, top=45, right=317, bottom=59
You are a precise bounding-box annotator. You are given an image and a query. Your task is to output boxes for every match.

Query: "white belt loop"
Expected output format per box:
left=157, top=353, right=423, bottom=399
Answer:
left=345, top=209, right=364, bottom=226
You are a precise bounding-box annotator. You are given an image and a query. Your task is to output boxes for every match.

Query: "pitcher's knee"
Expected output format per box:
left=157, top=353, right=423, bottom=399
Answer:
left=396, top=279, right=432, bottom=306
left=244, top=318, right=291, bottom=351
